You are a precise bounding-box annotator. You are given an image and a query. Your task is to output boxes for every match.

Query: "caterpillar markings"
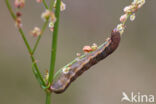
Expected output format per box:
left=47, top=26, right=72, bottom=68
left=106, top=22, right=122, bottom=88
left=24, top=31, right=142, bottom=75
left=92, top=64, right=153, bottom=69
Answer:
left=50, top=29, right=121, bottom=94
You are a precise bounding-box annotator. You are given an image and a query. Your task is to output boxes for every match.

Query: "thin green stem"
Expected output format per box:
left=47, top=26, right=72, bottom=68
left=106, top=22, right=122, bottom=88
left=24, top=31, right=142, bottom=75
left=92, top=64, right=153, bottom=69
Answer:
left=32, top=0, right=51, bottom=55
left=42, top=0, right=49, bottom=9
left=45, top=0, right=61, bottom=102
left=18, top=29, right=32, bottom=55
left=46, top=0, right=61, bottom=101
left=46, top=92, right=51, bottom=104
left=19, top=27, right=46, bottom=88
left=5, top=0, right=16, bottom=20
left=32, top=19, right=49, bottom=54
left=32, top=0, right=55, bottom=54
left=45, top=0, right=58, bottom=103
left=49, top=0, right=61, bottom=84
left=5, top=0, right=46, bottom=87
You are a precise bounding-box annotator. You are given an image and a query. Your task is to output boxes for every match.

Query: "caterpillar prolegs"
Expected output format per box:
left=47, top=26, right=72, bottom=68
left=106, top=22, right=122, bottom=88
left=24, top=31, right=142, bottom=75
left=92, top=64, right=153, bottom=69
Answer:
left=49, top=29, right=121, bottom=94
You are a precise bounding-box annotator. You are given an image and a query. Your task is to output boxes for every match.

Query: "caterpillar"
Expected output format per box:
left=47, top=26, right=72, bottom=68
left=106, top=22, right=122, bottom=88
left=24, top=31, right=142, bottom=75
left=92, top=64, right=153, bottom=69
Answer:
left=49, top=29, right=121, bottom=94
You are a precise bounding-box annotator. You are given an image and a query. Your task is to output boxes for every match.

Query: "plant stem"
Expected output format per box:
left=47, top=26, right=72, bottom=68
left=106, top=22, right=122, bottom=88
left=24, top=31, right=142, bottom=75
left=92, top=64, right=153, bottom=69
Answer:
left=46, top=92, right=51, bottom=104
left=32, top=19, right=49, bottom=54
left=49, top=0, right=61, bottom=84
left=32, top=0, right=55, bottom=54
left=46, top=0, right=61, bottom=104
left=5, top=0, right=16, bottom=20
left=42, top=0, right=49, bottom=9
left=5, top=0, right=46, bottom=87
left=18, top=29, right=32, bottom=55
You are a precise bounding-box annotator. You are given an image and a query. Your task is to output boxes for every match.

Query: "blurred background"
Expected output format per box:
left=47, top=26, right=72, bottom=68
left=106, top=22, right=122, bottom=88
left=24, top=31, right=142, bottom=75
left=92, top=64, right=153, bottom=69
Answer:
left=0, top=0, right=156, bottom=104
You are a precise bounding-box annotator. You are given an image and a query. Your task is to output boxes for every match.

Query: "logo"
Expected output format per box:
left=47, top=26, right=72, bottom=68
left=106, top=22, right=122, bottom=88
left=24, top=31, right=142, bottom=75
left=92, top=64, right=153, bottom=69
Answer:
left=121, top=92, right=155, bottom=103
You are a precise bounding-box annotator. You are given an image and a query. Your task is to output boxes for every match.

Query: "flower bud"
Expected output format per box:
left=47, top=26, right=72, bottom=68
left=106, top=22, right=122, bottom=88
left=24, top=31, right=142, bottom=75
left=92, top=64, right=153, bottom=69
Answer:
left=31, top=27, right=41, bottom=37
left=120, top=14, right=128, bottom=22
left=14, top=0, right=25, bottom=8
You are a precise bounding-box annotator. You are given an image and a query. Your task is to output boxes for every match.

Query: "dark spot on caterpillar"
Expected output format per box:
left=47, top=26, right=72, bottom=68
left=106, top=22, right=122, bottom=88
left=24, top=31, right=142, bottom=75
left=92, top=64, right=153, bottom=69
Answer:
left=50, top=29, right=121, bottom=94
